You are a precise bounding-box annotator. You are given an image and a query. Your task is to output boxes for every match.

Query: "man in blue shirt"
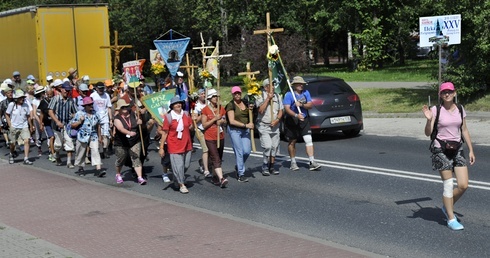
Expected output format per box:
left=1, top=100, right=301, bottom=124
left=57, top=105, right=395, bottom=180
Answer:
left=282, top=76, right=321, bottom=171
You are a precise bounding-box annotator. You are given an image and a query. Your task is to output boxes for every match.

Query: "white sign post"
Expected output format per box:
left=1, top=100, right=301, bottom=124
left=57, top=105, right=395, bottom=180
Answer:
left=419, top=14, right=461, bottom=85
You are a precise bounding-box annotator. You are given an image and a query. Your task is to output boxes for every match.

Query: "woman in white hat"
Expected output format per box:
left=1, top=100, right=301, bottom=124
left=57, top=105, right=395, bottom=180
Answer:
left=158, top=96, right=194, bottom=193
left=200, top=88, right=229, bottom=188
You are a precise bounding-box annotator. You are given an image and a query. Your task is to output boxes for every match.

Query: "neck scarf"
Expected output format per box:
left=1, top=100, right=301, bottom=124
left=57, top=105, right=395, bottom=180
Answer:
left=171, top=110, right=184, bottom=139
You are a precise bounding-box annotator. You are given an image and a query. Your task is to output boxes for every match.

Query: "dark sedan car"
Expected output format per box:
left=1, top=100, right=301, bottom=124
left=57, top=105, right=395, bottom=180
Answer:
left=283, top=76, right=363, bottom=137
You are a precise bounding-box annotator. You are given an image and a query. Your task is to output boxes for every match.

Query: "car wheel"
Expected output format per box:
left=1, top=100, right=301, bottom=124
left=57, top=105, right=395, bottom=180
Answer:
left=342, top=129, right=361, bottom=137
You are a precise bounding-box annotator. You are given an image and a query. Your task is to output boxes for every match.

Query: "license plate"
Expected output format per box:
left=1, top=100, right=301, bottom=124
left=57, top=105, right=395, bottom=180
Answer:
left=330, top=116, right=351, bottom=124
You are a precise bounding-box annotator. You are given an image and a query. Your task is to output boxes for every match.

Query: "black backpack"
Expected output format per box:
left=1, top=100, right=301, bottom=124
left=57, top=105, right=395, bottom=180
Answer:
left=430, top=104, right=464, bottom=150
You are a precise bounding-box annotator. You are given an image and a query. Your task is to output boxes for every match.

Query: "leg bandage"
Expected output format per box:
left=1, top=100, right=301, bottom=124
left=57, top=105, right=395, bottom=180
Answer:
left=303, top=135, right=313, bottom=146
left=443, top=179, right=454, bottom=198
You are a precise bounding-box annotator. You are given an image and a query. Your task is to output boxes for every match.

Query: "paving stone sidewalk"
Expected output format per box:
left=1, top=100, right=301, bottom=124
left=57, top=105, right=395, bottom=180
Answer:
left=0, top=158, right=379, bottom=258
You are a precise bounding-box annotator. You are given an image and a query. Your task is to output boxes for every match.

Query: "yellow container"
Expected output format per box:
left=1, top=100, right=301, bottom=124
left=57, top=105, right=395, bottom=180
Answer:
left=0, top=4, right=112, bottom=85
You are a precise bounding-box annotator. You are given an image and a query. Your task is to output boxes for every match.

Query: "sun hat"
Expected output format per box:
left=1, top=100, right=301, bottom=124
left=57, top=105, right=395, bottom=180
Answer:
left=291, top=76, right=307, bottom=85
left=4, top=79, right=13, bottom=85
left=82, top=97, right=94, bottom=106
left=27, top=80, right=35, bottom=85
left=13, top=89, right=25, bottom=99
left=61, top=81, right=73, bottom=91
left=46, top=75, right=53, bottom=81
left=68, top=67, right=77, bottom=75
left=82, top=75, right=90, bottom=81
left=207, top=88, right=218, bottom=99
left=0, top=83, right=9, bottom=92
left=34, top=86, right=46, bottom=95
left=169, top=96, right=184, bottom=108
left=12, top=71, right=20, bottom=76
left=115, top=99, right=130, bottom=110
left=231, top=86, right=242, bottom=94
left=439, top=82, right=455, bottom=94
left=79, top=83, right=89, bottom=91
left=53, top=79, right=63, bottom=87
left=104, top=79, right=114, bottom=87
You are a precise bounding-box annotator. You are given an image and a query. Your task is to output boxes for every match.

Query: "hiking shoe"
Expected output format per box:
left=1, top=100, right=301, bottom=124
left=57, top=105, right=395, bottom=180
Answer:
left=447, top=219, right=464, bottom=230
left=220, top=178, right=228, bottom=188
left=179, top=185, right=189, bottom=194
left=203, top=171, right=212, bottom=178
left=95, top=169, right=106, bottom=178
left=261, top=164, right=270, bottom=176
left=162, top=174, right=171, bottom=183
left=9, top=154, right=14, bottom=164
left=237, top=175, right=249, bottom=182
left=309, top=161, right=321, bottom=171
left=67, top=163, right=75, bottom=169
left=115, top=174, right=124, bottom=184
left=138, top=177, right=147, bottom=185
left=290, top=162, right=299, bottom=171
left=23, top=159, right=33, bottom=165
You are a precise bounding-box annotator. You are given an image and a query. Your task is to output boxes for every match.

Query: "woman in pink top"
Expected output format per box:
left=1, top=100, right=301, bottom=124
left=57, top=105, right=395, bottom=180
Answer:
left=422, top=82, right=475, bottom=231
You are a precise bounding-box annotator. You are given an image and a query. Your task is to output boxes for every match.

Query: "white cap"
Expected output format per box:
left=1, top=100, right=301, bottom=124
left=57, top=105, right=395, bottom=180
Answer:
left=79, top=83, right=89, bottom=91
left=82, top=75, right=90, bottom=81
left=62, top=78, right=70, bottom=82
left=3, top=79, right=13, bottom=85
left=46, top=75, right=53, bottom=81
left=53, top=79, right=63, bottom=87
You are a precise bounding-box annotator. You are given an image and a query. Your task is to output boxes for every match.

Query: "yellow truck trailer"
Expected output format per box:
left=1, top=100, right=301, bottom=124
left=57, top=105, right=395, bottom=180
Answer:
left=0, top=4, right=112, bottom=85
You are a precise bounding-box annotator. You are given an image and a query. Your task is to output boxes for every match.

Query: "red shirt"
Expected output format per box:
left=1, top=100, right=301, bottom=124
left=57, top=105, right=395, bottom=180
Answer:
left=162, top=112, right=193, bottom=154
left=201, top=105, right=226, bottom=141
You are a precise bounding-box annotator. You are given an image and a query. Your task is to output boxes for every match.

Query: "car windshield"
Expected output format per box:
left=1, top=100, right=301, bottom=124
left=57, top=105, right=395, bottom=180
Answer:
left=306, top=80, right=352, bottom=96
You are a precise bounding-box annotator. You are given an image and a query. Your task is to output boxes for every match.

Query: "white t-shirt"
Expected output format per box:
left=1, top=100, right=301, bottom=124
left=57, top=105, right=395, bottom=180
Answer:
left=90, top=92, right=112, bottom=123
left=32, top=98, right=41, bottom=116
left=6, top=102, right=30, bottom=129
left=194, top=100, right=207, bottom=130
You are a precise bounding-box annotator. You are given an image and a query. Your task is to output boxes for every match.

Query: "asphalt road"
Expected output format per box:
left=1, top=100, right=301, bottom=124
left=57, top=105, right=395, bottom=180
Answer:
left=2, top=127, right=489, bottom=257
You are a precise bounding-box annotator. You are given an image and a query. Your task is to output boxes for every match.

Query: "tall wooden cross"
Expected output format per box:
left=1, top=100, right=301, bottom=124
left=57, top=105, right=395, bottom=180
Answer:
left=100, top=30, right=133, bottom=75
left=254, top=12, right=284, bottom=95
left=192, top=32, right=215, bottom=68
left=180, top=53, right=199, bottom=91
left=238, top=62, right=260, bottom=152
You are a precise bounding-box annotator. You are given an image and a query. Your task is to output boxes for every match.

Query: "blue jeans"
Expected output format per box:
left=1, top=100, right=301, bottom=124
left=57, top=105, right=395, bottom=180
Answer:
left=228, top=126, right=251, bottom=176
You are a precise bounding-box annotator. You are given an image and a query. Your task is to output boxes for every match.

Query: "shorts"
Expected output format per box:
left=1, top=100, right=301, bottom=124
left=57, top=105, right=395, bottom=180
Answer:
left=284, top=116, right=311, bottom=141
left=53, top=129, right=75, bottom=152
left=195, top=129, right=208, bottom=152
left=114, top=143, right=142, bottom=168
left=100, top=123, right=111, bottom=137
left=431, top=147, right=467, bottom=171
left=8, top=127, right=30, bottom=143
left=44, top=126, right=54, bottom=138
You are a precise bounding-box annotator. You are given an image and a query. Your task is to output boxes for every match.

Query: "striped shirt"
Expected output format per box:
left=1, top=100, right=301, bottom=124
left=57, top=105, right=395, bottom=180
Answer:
left=48, top=95, right=77, bottom=124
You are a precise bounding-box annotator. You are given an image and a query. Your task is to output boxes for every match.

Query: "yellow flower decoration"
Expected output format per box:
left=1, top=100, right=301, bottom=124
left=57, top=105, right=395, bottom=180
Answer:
left=244, top=76, right=261, bottom=103
left=151, top=63, right=166, bottom=75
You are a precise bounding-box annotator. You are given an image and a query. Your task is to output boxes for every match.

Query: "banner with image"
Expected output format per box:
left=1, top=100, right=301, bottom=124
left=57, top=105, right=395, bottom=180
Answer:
left=141, top=89, right=176, bottom=125
left=153, top=38, right=190, bottom=76
left=123, top=59, right=146, bottom=88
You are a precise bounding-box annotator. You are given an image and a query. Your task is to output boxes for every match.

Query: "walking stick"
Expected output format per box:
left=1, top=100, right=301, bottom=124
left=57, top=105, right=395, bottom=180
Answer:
left=133, top=86, right=146, bottom=156
left=248, top=108, right=256, bottom=152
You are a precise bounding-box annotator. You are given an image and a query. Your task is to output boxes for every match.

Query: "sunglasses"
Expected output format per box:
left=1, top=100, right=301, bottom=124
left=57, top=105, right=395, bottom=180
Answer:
left=441, top=90, right=455, bottom=95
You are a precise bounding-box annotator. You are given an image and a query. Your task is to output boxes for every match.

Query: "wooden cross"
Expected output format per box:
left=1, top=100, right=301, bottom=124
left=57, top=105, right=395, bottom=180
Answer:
left=192, top=32, right=215, bottom=68
left=100, top=30, right=133, bottom=75
left=180, top=53, right=199, bottom=91
left=237, top=62, right=260, bottom=152
left=254, top=12, right=284, bottom=95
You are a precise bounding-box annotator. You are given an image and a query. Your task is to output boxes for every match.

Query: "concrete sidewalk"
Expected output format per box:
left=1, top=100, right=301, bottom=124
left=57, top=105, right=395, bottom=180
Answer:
left=0, top=158, right=379, bottom=258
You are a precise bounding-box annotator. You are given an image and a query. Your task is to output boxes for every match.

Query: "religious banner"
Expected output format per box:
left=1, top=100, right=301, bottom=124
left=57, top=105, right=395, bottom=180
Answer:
left=122, top=59, right=145, bottom=87
left=269, top=36, right=289, bottom=96
left=206, top=46, right=219, bottom=79
left=141, top=89, right=177, bottom=126
left=153, top=38, right=190, bottom=76
left=419, top=14, right=461, bottom=47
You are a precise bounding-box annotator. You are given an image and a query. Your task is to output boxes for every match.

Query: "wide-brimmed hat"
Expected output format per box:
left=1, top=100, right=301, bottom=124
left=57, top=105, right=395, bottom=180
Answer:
left=82, top=97, right=94, bottom=106
left=104, top=79, right=114, bottom=87
left=13, top=89, right=25, bottom=99
left=4, top=78, right=13, bottom=85
left=34, top=86, right=46, bottom=95
left=291, top=76, right=306, bottom=85
left=231, top=86, right=242, bottom=94
left=169, top=96, right=184, bottom=108
left=207, top=88, right=218, bottom=99
left=53, top=79, right=63, bottom=87
left=439, top=82, right=455, bottom=94
left=115, top=99, right=129, bottom=110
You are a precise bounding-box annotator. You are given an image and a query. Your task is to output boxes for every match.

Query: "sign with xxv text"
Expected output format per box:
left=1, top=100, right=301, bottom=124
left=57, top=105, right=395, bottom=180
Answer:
left=419, top=14, right=461, bottom=47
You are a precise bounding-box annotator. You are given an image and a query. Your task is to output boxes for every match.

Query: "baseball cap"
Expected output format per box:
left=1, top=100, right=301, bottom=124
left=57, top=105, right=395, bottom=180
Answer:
left=53, top=79, right=63, bottom=87
left=46, top=75, right=53, bottom=81
left=61, top=81, right=73, bottom=91
left=439, top=82, right=455, bottom=93
left=12, top=71, right=20, bottom=76
left=231, top=86, right=242, bottom=94
left=79, top=83, right=89, bottom=91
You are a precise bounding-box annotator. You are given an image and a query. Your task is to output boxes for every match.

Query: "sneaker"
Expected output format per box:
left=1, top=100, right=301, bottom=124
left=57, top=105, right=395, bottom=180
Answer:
left=76, top=167, right=85, bottom=176
left=442, top=206, right=458, bottom=221
left=38, top=149, right=42, bottom=157
left=115, top=174, right=124, bottom=184
left=309, top=161, right=321, bottom=171
left=56, top=158, right=63, bottom=166
left=138, top=177, right=147, bottom=185
left=237, top=175, right=249, bottom=182
left=48, top=154, right=56, bottom=162
left=179, top=185, right=189, bottom=194
left=220, top=178, right=228, bottom=188
left=198, top=159, right=204, bottom=173
left=211, top=176, right=220, bottom=186
left=12, top=151, right=19, bottom=158
left=162, top=174, right=171, bottom=183
left=67, top=163, right=75, bottom=169
left=261, top=165, right=270, bottom=176
left=9, top=154, right=14, bottom=164
left=23, top=159, right=33, bottom=165
left=290, top=162, right=299, bottom=171
left=271, top=167, right=280, bottom=175
left=95, top=169, right=106, bottom=178
left=447, top=219, right=464, bottom=230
